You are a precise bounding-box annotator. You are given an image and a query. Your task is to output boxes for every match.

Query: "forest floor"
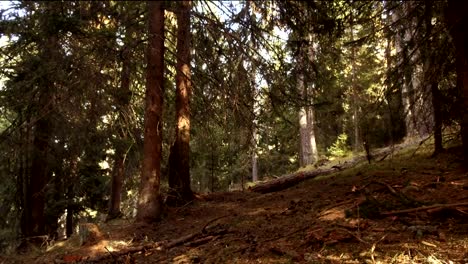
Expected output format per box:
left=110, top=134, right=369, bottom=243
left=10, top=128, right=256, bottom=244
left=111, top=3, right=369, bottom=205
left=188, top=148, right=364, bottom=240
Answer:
left=4, top=141, right=468, bottom=264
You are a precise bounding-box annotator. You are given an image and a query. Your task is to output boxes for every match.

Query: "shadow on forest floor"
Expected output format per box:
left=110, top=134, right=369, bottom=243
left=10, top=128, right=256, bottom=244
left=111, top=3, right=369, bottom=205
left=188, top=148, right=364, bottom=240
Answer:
left=4, top=141, right=468, bottom=263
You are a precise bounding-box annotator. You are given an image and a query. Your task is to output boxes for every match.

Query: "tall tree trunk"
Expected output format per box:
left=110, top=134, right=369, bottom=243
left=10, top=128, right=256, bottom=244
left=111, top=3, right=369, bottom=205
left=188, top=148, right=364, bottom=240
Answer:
left=306, top=34, right=318, bottom=164
left=136, top=1, right=165, bottom=223
left=167, top=0, right=193, bottom=206
left=108, top=21, right=133, bottom=221
left=384, top=1, right=395, bottom=145
left=23, top=5, right=59, bottom=236
left=350, top=11, right=360, bottom=153
left=298, top=66, right=311, bottom=167
left=447, top=0, right=468, bottom=163
left=27, top=84, right=52, bottom=238
left=395, top=3, right=417, bottom=138
left=422, top=3, right=443, bottom=154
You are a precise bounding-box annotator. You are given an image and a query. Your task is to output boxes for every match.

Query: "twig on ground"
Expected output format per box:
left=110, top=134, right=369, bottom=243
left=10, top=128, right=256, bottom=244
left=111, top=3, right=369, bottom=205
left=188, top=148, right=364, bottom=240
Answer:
left=370, top=233, right=388, bottom=263
left=184, top=235, right=218, bottom=247
left=381, top=202, right=468, bottom=216
left=202, top=214, right=230, bottom=233
left=410, top=135, right=432, bottom=158
left=104, top=246, right=118, bottom=262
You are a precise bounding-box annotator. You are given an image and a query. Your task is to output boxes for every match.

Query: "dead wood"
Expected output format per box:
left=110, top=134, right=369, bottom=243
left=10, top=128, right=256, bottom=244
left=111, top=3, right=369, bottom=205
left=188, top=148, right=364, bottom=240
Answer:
left=82, top=216, right=231, bottom=263
left=184, top=235, right=218, bottom=247
left=250, top=142, right=412, bottom=194
left=202, top=214, right=230, bottom=233
left=380, top=202, right=468, bottom=216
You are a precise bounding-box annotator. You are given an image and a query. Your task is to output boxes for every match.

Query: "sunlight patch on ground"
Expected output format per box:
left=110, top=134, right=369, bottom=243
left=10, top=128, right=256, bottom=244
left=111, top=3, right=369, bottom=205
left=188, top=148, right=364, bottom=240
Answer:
left=318, top=208, right=346, bottom=221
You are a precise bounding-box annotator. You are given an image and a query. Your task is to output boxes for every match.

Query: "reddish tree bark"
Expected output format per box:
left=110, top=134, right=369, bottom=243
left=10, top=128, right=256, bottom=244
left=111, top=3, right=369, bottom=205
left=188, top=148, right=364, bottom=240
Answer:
left=447, top=0, right=468, bottom=163
left=167, top=0, right=194, bottom=206
left=136, top=1, right=165, bottom=223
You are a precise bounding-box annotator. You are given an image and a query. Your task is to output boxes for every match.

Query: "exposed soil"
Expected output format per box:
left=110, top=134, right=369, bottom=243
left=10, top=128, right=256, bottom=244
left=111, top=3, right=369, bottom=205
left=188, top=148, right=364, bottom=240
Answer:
left=5, top=143, right=468, bottom=263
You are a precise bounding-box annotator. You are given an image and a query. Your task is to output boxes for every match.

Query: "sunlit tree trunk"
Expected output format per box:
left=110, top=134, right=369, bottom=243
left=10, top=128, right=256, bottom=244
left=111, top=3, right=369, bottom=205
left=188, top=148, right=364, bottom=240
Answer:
left=307, top=106, right=318, bottom=162
left=108, top=18, right=133, bottom=220
left=306, top=35, right=319, bottom=164
left=137, top=1, right=165, bottom=223
left=298, top=36, right=318, bottom=167
left=447, top=0, right=468, bottom=163
left=298, top=61, right=311, bottom=166
left=167, top=0, right=193, bottom=205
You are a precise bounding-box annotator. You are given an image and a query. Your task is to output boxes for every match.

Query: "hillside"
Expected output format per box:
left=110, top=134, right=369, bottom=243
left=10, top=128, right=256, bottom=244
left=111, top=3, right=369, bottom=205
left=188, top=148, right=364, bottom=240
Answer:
left=5, top=143, right=468, bottom=264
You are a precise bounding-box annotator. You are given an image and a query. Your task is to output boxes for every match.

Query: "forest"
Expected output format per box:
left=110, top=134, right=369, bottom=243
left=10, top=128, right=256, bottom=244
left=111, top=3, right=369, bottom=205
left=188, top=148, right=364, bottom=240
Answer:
left=1, top=0, right=468, bottom=263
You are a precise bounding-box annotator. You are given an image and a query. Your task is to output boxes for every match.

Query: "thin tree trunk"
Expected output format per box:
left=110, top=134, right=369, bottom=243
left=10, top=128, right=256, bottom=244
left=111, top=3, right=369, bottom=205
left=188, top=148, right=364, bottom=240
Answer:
left=136, top=1, right=165, bottom=223
left=350, top=11, right=360, bottom=153
left=422, top=3, right=442, bottom=154
left=18, top=114, right=28, bottom=236
left=108, top=21, right=133, bottom=220
left=432, top=83, right=443, bottom=153
left=167, top=0, right=193, bottom=206
left=66, top=157, right=78, bottom=238
left=384, top=1, right=395, bottom=145
left=298, top=66, right=311, bottom=167
left=252, top=125, right=258, bottom=182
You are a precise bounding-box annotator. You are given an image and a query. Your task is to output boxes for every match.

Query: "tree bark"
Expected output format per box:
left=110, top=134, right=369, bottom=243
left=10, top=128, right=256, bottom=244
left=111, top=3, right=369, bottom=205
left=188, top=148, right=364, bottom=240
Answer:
left=306, top=34, right=318, bottom=164
left=27, top=95, right=50, bottom=237
left=422, top=3, right=442, bottom=154
left=446, top=0, right=468, bottom=163
left=395, top=3, right=417, bottom=138
left=22, top=4, right=59, bottom=237
left=350, top=12, right=360, bottom=153
left=431, top=82, right=443, bottom=154
left=298, top=46, right=311, bottom=167
left=136, top=1, right=165, bottom=223
left=167, top=0, right=194, bottom=206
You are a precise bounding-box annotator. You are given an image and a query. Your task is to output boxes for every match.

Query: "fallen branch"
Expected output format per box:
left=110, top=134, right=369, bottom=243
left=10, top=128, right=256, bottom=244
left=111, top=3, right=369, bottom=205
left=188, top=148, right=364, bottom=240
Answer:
left=380, top=202, right=468, bottom=216
left=83, top=215, right=230, bottom=263
left=249, top=167, right=339, bottom=194
left=202, top=214, right=230, bottom=233
left=184, top=235, right=218, bottom=247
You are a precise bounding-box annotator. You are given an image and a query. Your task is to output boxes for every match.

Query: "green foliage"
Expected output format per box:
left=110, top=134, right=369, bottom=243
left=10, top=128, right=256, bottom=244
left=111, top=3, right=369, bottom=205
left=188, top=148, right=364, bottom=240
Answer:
left=327, top=133, right=350, bottom=157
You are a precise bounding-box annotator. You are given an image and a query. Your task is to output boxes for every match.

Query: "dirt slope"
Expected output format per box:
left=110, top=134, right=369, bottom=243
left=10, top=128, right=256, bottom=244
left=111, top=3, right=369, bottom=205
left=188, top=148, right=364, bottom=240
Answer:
left=8, top=144, right=468, bottom=263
